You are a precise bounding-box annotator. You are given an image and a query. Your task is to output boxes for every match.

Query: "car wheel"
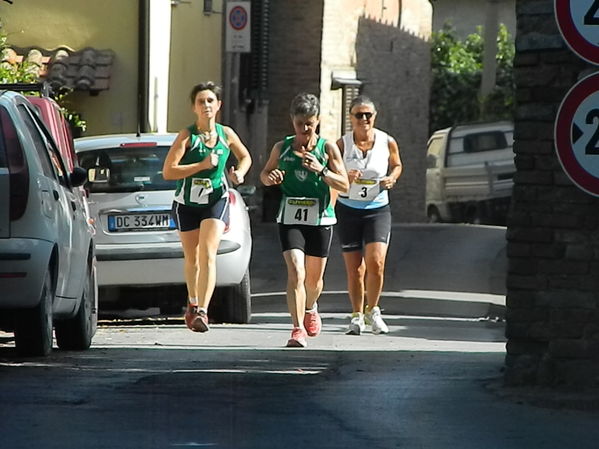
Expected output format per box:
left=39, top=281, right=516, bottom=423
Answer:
left=55, top=260, right=98, bottom=350
left=218, top=269, right=252, bottom=324
left=14, top=269, right=54, bottom=356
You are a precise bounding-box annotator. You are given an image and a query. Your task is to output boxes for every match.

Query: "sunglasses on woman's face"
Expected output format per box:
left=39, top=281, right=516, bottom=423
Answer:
left=352, top=112, right=373, bottom=120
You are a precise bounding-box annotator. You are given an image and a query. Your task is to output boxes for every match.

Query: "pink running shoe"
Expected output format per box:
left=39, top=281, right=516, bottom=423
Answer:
left=303, top=309, right=322, bottom=337
left=286, top=327, right=307, bottom=347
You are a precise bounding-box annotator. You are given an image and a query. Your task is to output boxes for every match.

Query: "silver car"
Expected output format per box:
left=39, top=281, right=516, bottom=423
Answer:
left=0, top=91, right=97, bottom=356
left=74, top=133, right=252, bottom=323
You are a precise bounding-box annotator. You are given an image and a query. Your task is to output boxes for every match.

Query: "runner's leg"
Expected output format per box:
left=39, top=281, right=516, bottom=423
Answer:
left=283, top=249, right=306, bottom=328
left=197, top=218, right=226, bottom=309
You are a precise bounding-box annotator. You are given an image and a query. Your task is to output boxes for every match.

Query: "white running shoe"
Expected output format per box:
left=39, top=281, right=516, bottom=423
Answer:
left=346, top=312, right=365, bottom=335
left=365, top=306, right=389, bottom=334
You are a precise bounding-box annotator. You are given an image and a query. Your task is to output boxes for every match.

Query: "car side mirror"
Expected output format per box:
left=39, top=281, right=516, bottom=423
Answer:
left=88, top=167, right=110, bottom=184
left=70, top=167, right=89, bottom=187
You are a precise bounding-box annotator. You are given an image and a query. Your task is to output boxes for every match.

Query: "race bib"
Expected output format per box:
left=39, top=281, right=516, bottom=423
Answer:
left=282, top=197, right=319, bottom=225
left=349, top=178, right=380, bottom=201
left=189, top=178, right=213, bottom=204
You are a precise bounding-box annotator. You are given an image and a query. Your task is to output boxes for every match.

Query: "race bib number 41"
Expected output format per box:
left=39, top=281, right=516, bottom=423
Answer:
left=190, top=178, right=213, bottom=204
left=349, top=178, right=380, bottom=201
left=283, top=197, right=319, bottom=225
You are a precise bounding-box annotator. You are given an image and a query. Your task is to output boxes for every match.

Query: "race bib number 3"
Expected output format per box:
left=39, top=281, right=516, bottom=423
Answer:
left=190, top=178, right=213, bottom=204
left=283, top=197, right=319, bottom=225
left=349, top=178, right=380, bottom=201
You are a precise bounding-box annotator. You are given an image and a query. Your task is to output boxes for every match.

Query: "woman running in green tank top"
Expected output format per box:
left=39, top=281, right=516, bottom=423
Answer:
left=260, top=92, right=349, bottom=348
left=163, top=82, right=252, bottom=333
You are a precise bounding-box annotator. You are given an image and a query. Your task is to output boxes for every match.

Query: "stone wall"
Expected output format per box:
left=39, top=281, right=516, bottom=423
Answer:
left=354, top=15, right=430, bottom=222
left=505, top=0, right=599, bottom=386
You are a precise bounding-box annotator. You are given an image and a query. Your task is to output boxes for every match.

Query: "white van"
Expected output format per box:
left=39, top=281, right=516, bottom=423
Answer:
left=425, top=121, right=515, bottom=224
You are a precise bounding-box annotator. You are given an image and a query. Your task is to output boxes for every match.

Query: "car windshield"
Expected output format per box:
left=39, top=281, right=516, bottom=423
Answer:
left=78, top=145, right=175, bottom=193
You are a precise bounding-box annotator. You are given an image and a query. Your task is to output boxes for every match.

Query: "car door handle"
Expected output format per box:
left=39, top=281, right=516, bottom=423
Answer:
left=53, top=190, right=59, bottom=201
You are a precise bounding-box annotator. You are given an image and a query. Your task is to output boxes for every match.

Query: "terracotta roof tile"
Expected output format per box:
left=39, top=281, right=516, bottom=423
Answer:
left=2, top=46, right=114, bottom=93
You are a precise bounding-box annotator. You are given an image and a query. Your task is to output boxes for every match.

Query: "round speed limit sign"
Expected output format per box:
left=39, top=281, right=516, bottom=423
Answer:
left=555, top=0, right=599, bottom=65
left=555, top=72, right=599, bottom=196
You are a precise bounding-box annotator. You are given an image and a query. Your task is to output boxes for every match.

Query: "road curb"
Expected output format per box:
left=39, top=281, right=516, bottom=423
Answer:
left=252, top=290, right=506, bottom=319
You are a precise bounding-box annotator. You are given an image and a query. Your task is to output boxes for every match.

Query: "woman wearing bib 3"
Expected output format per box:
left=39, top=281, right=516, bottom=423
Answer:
left=163, top=82, right=252, bottom=332
left=336, top=95, right=403, bottom=335
left=260, top=93, right=349, bottom=347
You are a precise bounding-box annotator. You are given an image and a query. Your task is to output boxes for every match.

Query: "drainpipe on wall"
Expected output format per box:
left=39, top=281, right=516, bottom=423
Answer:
left=138, top=0, right=150, bottom=134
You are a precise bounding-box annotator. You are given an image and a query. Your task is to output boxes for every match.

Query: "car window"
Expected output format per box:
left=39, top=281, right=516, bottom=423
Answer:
left=78, top=145, right=176, bottom=193
left=463, top=131, right=508, bottom=153
left=17, top=104, right=68, bottom=185
left=17, top=105, right=56, bottom=179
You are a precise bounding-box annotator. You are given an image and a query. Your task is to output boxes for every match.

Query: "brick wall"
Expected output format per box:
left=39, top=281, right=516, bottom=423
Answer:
left=354, top=15, right=430, bottom=222
left=505, top=0, right=599, bottom=386
left=267, top=0, right=324, bottom=146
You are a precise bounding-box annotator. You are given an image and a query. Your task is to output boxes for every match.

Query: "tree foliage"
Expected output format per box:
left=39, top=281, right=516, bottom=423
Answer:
left=430, top=23, right=515, bottom=133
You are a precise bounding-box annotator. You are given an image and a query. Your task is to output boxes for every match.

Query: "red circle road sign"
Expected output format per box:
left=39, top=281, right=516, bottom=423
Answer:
left=229, top=5, right=248, bottom=31
left=555, top=0, right=599, bottom=65
left=555, top=71, right=599, bottom=196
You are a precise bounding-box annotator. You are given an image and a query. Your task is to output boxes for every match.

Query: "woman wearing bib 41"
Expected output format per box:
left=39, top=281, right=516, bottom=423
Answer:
left=260, top=93, right=349, bottom=347
left=336, top=95, right=403, bottom=335
left=163, top=82, right=252, bottom=333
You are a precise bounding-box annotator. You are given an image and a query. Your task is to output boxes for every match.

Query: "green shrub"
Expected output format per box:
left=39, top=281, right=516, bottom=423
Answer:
left=430, top=23, right=515, bottom=133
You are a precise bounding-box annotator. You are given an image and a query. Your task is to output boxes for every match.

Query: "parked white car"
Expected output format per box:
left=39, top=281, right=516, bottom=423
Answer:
left=74, top=133, right=252, bottom=323
left=0, top=90, right=97, bottom=356
left=425, top=120, right=515, bottom=224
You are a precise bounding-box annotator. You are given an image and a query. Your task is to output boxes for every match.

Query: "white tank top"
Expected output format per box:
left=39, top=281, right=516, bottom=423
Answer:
left=338, top=128, right=390, bottom=209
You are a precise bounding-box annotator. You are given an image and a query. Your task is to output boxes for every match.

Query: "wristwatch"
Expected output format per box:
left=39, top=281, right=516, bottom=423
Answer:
left=319, top=167, right=329, bottom=177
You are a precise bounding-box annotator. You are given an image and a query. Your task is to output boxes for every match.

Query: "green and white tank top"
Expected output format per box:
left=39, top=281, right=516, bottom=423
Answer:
left=174, top=123, right=230, bottom=207
left=276, top=135, right=336, bottom=226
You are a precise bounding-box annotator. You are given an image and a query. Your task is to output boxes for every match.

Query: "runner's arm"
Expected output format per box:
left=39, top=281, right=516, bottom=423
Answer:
left=260, top=142, right=285, bottom=186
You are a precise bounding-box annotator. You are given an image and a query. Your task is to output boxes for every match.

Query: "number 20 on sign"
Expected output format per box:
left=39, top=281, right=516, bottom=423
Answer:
left=555, top=72, right=599, bottom=196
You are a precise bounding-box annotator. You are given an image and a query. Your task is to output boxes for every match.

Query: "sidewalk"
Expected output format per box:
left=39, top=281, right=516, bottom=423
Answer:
left=253, top=289, right=505, bottom=319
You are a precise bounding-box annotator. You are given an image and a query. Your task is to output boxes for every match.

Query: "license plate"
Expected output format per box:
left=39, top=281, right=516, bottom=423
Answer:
left=107, top=213, right=175, bottom=232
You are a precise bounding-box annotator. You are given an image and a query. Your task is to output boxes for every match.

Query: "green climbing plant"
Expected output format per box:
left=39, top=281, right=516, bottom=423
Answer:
left=430, top=23, right=515, bottom=134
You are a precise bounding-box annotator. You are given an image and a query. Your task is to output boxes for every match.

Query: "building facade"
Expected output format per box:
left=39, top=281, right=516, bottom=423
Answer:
left=1, top=0, right=222, bottom=136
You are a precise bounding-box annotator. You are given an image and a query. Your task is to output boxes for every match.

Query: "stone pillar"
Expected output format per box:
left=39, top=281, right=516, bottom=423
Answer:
left=505, top=0, right=599, bottom=386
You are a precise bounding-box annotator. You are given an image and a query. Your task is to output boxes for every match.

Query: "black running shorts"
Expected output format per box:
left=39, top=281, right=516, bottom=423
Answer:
left=171, top=196, right=230, bottom=232
left=278, top=224, right=333, bottom=258
left=335, top=203, right=391, bottom=252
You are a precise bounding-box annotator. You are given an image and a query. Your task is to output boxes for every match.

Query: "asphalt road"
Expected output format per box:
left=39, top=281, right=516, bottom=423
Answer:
left=2, top=313, right=599, bottom=449
left=3, top=224, right=599, bottom=448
